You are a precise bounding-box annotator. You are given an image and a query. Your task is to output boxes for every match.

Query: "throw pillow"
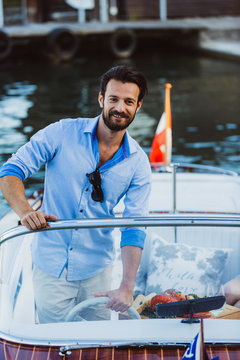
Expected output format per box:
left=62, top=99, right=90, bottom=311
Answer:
left=142, top=233, right=231, bottom=296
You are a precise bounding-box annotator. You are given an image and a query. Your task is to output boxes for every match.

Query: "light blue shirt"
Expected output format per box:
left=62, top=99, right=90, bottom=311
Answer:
left=0, top=116, right=151, bottom=280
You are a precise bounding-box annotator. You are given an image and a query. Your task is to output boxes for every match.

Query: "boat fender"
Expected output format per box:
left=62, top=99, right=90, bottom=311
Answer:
left=111, top=28, right=137, bottom=59
left=47, top=28, right=79, bottom=61
left=0, top=30, right=12, bottom=61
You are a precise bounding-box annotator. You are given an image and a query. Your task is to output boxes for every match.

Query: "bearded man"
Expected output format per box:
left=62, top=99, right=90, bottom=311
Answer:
left=0, top=65, right=151, bottom=323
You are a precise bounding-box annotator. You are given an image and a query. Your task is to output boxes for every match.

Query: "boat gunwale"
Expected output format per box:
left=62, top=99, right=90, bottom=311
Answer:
left=0, top=318, right=240, bottom=348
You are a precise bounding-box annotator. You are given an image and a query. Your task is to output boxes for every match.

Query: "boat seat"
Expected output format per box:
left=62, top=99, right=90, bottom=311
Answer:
left=131, top=226, right=240, bottom=297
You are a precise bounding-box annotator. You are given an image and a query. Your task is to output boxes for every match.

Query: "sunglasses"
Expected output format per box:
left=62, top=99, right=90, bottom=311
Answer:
left=86, top=169, right=104, bottom=202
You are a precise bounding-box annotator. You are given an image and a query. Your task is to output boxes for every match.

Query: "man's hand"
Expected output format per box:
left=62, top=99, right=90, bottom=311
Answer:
left=0, top=175, right=57, bottom=230
left=94, top=246, right=142, bottom=313
left=94, top=286, right=133, bottom=313
left=20, top=210, right=57, bottom=230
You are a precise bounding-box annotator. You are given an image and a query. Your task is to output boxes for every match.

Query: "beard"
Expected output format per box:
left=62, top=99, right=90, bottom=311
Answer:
left=102, top=108, right=137, bottom=131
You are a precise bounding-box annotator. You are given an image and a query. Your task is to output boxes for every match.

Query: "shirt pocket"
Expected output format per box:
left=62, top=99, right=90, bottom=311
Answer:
left=101, top=170, right=130, bottom=204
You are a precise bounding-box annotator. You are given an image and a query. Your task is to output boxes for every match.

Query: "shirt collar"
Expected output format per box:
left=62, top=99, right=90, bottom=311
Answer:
left=124, top=131, right=138, bottom=156
left=83, top=115, right=100, bottom=135
left=83, top=115, right=138, bottom=156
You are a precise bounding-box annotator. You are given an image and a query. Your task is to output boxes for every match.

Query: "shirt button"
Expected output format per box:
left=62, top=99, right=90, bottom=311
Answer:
left=69, top=247, right=73, bottom=251
left=80, top=209, right=83, bottom=213
left=85, top=188, right=89, bottom=192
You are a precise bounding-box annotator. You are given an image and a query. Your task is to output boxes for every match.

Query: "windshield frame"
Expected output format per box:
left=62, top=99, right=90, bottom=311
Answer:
left=0, top=214, right=240, bottom=347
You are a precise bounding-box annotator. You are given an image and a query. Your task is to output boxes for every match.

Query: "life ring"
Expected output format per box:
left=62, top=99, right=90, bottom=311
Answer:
left=111, top=28, right=137, bottom=59
left=47, top=28, right=79, bottom=61
left=0, top=30, right=12, bottom=61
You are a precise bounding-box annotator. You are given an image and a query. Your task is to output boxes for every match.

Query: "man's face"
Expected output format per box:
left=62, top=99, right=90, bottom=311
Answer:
left=98, top=79, right=142, bottom=131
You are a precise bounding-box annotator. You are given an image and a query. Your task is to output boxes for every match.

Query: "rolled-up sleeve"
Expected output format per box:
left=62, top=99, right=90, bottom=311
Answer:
left=0, top=164, right=25, bottom=181
left=0, top=121, right=62, bottom=181
left=120, top=152, right=151, bottom=249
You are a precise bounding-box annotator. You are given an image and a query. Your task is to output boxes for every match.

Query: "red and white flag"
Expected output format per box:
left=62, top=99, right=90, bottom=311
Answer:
left=149, top=83, right=172, bottom=166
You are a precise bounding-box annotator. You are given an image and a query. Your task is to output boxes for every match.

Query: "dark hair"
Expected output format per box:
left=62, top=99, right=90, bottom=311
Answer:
left=100, top=65, right=148, bottom=103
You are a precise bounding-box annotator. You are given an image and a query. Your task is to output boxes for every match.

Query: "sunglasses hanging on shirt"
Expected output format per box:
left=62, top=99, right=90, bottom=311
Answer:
left=86, top=169, right=104, bottom=202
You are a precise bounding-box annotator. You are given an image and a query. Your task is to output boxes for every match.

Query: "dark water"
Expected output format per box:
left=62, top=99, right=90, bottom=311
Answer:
left=0, top=52, right=240, bottom=217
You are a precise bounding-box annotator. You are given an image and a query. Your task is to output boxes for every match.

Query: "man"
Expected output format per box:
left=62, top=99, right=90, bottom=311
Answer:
left=0, top=65, right=151, bottom=322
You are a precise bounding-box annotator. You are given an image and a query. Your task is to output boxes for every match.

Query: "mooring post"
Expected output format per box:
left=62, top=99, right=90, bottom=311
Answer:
left=159, top=0, right=167, bottom=20
left=78, top=9, right=86, bottom=23
left=0, top=0, right=4, bottom=27
left=21, top=0, right=28, bottom=25
left=65, top=0, right=93, bottom=23
left=100, top=0, right=109, bottom=22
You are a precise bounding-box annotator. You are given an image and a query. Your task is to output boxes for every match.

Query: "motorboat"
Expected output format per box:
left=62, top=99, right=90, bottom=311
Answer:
left=0, top=162, right=240, bottom=359
left=1, top=81, right=240, bottom=358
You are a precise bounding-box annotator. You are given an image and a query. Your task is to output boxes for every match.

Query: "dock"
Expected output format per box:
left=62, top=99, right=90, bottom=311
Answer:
left=1, top=16, right=240, bottom=61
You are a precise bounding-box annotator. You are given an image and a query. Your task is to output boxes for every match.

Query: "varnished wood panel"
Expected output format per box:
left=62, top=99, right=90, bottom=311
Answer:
left=0, top=339, right=240, bottom=360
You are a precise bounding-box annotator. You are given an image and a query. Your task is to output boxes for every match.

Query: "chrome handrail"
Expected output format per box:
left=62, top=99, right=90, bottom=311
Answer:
left=151, top=162, right=238, bottom=177
left=1, top=214, right=240, bottom=245
left=150, top=162, right=239, bottom=214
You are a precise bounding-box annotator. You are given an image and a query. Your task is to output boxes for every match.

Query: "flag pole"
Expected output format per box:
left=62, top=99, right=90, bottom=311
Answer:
left=182, top=319, right=218, bottom=360
left=200, top=318, right=205, bottom=360
left=164, top=83, right=172, bottom=166
left=149, top=82, right=172, bottom=166
left=200, top=318, right=211, bottom=360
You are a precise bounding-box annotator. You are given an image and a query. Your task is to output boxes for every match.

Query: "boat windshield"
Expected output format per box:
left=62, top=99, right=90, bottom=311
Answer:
left=0, top=215, right=240, bottom=345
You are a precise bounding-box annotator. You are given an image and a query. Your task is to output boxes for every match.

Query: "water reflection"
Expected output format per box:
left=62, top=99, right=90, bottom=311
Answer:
left=0, top=82, right=36, bottom=159
left=0, top=52, right=240, bottom=216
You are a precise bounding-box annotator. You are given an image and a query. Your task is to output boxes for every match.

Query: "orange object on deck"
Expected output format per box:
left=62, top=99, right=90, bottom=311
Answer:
left=149, top=83, right=172, bottom=166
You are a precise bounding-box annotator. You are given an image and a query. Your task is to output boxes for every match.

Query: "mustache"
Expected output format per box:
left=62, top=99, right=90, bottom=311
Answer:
left=109, top=111, right=128, bottom=118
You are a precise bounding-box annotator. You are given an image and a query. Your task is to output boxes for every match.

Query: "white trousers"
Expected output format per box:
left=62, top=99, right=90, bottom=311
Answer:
left=33, top=265, right=112, bottom=323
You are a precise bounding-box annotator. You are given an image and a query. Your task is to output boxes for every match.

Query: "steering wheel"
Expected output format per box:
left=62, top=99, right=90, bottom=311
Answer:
left=66, top=296, right=141, bottom=321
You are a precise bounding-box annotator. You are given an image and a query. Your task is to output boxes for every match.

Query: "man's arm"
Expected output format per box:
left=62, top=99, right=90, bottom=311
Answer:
left=224, top=277, right=240, bottom=307
left=94, top=150, right=151, bottom=312
left=0, top=175, right=57, bottom=230
left=94, top=245, right=141, bottom=312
